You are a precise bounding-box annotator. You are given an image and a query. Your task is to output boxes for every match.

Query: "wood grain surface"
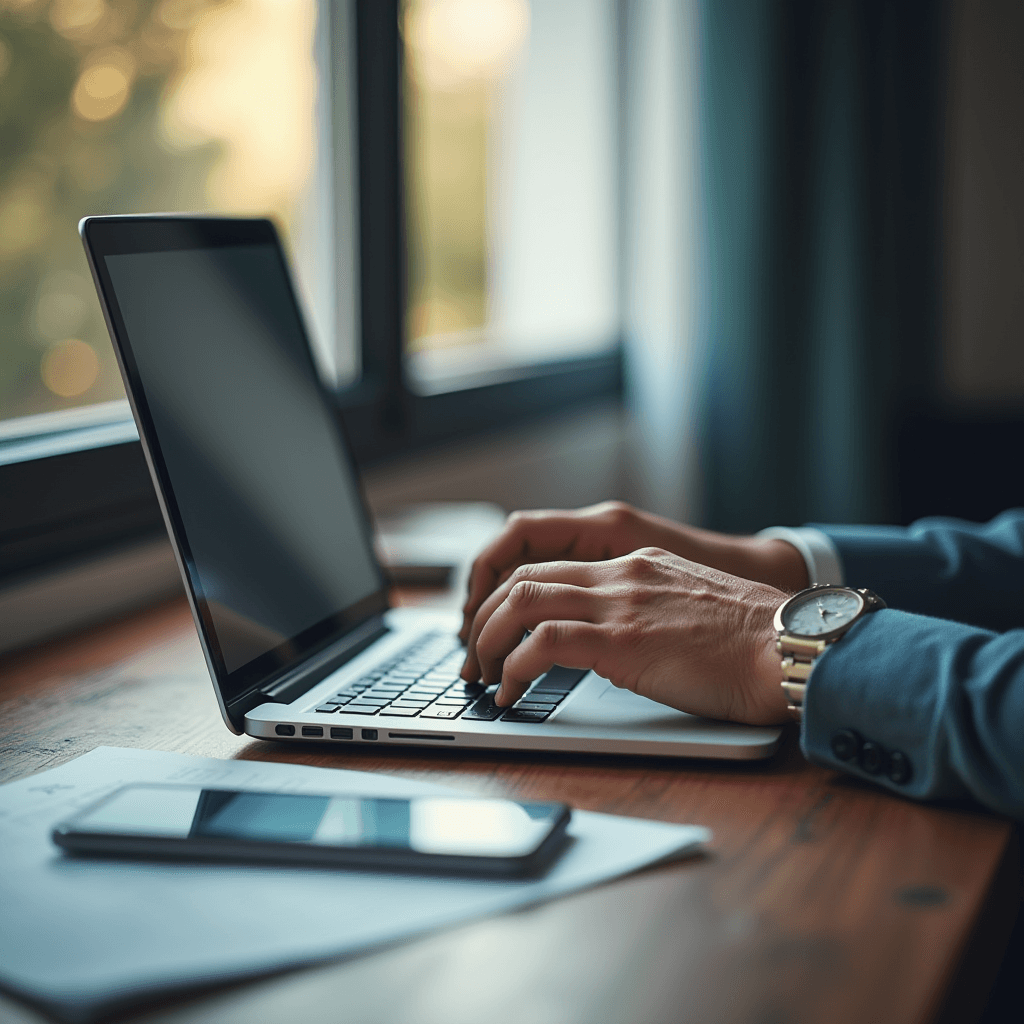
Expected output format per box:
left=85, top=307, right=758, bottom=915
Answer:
left=0, top=595, right=1015, bottom=1024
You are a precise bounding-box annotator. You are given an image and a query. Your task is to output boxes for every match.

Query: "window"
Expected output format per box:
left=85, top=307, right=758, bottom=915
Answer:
left=0, top=0, right=621, bottom=587
left=0, top=0, right=338, bottom=422
left=402, top=0, right=619, bottom=391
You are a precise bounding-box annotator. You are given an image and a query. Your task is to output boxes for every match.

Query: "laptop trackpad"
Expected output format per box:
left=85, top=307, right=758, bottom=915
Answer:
left=554, top=676, right=699, bottom=729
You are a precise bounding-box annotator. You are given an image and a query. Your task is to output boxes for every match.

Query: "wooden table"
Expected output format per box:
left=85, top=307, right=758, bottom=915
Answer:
left=0, top=594, right=1017, bottom=1024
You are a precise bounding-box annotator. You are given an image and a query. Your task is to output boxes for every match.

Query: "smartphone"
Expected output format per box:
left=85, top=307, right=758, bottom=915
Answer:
left=52, top=784, right=572, bottom=878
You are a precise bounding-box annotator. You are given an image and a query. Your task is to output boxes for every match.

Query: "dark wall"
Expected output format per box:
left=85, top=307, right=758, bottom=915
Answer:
left=897, top=0, right=1024, bottom=525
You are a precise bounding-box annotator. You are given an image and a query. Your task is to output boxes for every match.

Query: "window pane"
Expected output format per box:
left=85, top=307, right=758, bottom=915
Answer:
left=0, top=0, right=341, bottom=424
left=403, top=0, right=619, bottom=391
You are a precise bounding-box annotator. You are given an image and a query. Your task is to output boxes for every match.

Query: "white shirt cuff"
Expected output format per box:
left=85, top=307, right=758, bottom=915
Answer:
left=756, top=526, right=845, bottom=586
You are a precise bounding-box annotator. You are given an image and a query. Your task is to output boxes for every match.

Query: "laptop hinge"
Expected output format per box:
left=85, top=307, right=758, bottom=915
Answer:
left=258, top=615, right=390, bottom=706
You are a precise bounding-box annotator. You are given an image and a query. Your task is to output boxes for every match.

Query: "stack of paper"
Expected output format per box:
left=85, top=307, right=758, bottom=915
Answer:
left=0, top=747, right=710, bottom=1022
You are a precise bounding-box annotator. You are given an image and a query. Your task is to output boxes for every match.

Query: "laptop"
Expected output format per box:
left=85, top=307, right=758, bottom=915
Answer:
left=81, top=215, right=781, bottom=761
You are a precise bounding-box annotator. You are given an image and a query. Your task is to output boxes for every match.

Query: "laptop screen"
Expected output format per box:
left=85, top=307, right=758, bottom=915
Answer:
left=86, top=219, right=386, bottom=707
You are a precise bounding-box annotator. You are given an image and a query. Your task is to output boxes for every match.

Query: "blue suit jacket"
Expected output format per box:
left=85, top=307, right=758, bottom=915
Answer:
left=803, top=509, right=1024, bottom=818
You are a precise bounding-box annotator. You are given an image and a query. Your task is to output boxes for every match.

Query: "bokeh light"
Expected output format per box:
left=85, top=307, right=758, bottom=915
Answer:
left=49, top=0, right=108, bottom=40
left=41, top=339, right=100, bottom=398
left=1, top=0, right=319, bottom=421
left=34, top=271, right=92, bottom=341
left=404, top=0, right=529, bottom=90
left=161, top=0, right=316, bottom=223
left=0, top=185, right=47, bottom=258
left=73, top=66, right=129, bottom=121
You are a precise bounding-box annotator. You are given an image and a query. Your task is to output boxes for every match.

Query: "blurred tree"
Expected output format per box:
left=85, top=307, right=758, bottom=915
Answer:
left=0, top=0, right=224, bottom=419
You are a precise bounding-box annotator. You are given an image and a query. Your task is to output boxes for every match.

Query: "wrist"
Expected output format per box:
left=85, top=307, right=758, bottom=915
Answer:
left=744, top=538, right=811, bottom=592
left=659, top=523, right=810, bottom=592
left=750, top=629, right=791, bottom=723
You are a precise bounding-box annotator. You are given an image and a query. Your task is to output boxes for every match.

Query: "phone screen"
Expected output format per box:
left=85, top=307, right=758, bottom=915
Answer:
left=57, top=785, right=568, bottom=861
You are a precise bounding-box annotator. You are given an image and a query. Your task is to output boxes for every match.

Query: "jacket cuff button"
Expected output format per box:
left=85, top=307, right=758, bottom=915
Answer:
left=830, top=728, right=861, bottom=762
left=859, top=740, right=887, bottom=775
left=887, top=750, right=913, bottom=785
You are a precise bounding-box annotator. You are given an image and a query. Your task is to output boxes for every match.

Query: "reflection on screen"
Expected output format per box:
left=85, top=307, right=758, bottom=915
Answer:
left=105, top=245, right=381, bottom=683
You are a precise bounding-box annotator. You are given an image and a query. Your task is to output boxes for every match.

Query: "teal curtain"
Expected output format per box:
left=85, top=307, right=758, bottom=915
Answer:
left=694, top=0, right=947, bottom=532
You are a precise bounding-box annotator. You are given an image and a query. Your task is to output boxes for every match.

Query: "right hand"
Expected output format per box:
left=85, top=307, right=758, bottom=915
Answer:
left=461, top=546, right=791, bottom=724
left=458, top=500, right=809, bottom=644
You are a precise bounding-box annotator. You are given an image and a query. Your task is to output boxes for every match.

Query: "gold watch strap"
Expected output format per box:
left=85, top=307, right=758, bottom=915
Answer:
left=775, top=588, right=886, bottom=722
left=778, top=635, right=827, bottom=722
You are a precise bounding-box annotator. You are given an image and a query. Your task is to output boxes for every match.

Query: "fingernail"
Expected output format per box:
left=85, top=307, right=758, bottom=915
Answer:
left=494, top=685, right=505, bottom=706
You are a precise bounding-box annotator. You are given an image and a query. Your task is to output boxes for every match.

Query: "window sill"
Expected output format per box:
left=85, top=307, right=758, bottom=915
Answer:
left=0, top=535, right=181, bottom=655
left=0, top=401, right=137, bottom=466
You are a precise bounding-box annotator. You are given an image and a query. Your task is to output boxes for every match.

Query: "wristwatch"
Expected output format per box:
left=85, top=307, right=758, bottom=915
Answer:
left=774, top=585, right=886, bottom=721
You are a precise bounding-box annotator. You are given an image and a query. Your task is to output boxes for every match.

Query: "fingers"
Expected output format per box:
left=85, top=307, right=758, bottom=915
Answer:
left=495, top=621, right=604, bottom=706
left=461, top=560, right=601, bottom=682
left=459, top=511, right=586, bottom=643
left=474, top=581, right=597, bottom=687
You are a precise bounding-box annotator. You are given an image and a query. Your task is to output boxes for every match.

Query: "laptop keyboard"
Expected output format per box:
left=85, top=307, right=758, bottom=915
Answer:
left=312, top=633, right=587, bottom=724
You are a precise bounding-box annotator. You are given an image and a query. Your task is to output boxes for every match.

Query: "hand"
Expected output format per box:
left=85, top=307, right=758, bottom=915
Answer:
left=460, top=547, right=791, bottom=726
left=459, top=501, right=808, bottom=645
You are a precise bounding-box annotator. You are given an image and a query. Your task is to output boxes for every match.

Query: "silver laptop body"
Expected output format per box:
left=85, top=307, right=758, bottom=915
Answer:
left=82, top=215, right=780, bottom=763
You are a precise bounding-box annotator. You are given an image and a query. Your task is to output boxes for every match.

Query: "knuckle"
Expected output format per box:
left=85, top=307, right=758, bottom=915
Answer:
left=507, top=579, right=539, bottom=608
left=625, top=547, right=667, bottom=577
left=533, top=619, right=567, bottom=649
left=625, top=551, right=652, bottom=578
left=510, top=562, right=537, bottom=584
left=635, top=545, right=665, bottom=559
left=507, top=509, right=540, bottom=529
left=600, top=500, right=633, bottom=526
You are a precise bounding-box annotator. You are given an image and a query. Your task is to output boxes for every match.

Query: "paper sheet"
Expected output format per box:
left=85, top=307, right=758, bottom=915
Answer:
left=0, top=747, right=710, bottom=1023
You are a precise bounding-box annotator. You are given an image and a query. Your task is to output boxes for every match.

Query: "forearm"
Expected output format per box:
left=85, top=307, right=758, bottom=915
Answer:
left=803, top=609, right=1024, bottom=818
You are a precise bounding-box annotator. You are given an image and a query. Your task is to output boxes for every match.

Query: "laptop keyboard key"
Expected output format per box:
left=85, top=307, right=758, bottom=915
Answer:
left=515, top=701, right=559, bottom=713
left=419, top=706, right=463, bottom=719
left=461, top=696, right=503, bottom=721
left=539, top=666, right=587, bottom=689
left=342, top=704, right=383, bottom=715
left=315, top=704, right=340, bottom=713
left=379, top=706, right=421, bottom=717
left=502, top=709, right=550, bottom=724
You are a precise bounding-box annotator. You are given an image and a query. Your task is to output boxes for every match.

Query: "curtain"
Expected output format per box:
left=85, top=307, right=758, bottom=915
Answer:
left=693, top=0, right=947, bottom=532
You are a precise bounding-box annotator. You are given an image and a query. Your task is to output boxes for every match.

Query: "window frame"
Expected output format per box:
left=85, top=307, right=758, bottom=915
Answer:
left=0, top=0, right=623, bottom=585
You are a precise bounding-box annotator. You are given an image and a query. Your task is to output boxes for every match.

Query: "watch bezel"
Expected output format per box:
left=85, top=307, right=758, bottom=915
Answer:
left=774, top=585, right=866, bottom=642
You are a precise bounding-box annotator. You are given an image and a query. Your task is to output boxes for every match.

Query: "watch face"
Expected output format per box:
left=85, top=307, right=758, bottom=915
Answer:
left=781, top=587, right=864, bottom=638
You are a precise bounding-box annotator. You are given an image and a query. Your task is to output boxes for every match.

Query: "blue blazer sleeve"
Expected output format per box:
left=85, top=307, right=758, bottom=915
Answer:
left=803, top=610, right=1024, bottom=818
left=812, top=509, right=1024, bottom=632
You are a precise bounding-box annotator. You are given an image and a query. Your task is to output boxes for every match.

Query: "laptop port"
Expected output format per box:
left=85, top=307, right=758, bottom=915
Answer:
left=301, top=726, right=323, bottom=737
left=275, top=724, right=295, bottom=736
left=388, top=732, right=456, bottom=741
left=361, top=729, right=378, bottom=741
left=331, top=727, right=353, bottom=740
